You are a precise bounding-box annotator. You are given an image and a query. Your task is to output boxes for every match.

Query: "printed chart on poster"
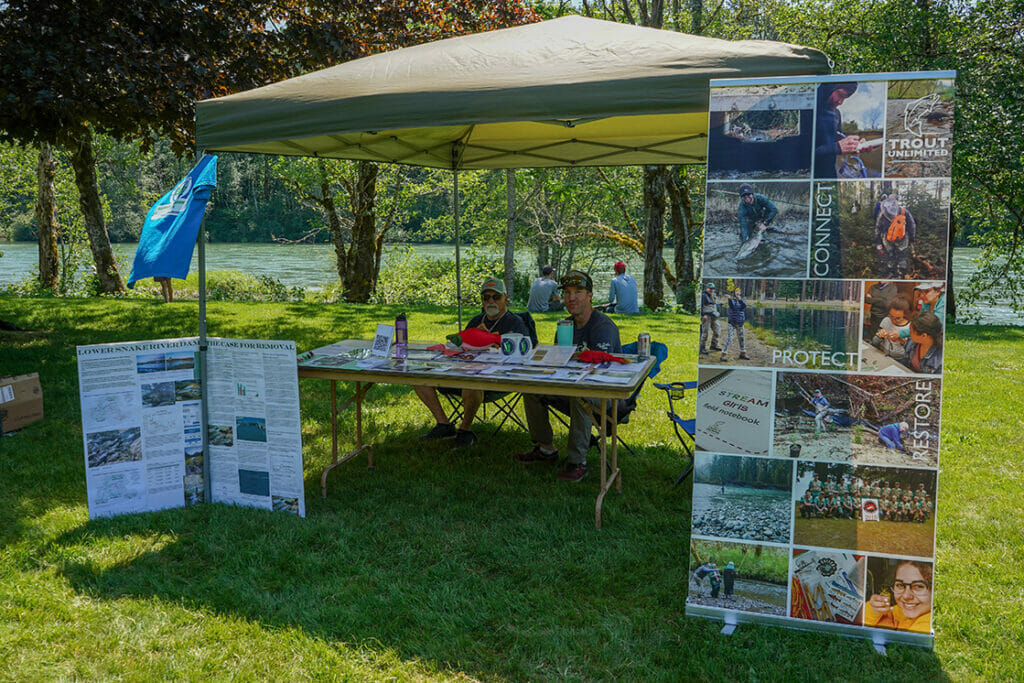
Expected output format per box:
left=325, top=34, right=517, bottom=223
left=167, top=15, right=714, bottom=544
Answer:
left=689, top=71, right=953, bottom=648
left=77, top=337, right=305, bottom=519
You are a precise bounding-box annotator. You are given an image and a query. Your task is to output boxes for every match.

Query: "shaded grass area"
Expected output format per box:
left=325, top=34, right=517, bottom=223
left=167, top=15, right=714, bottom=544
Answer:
left=1, top=297, right=1022, bottom=679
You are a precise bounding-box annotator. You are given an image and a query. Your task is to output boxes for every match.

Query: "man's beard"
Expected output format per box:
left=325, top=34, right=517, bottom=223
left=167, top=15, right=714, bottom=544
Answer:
left=484, top=304, right=500, bottom=317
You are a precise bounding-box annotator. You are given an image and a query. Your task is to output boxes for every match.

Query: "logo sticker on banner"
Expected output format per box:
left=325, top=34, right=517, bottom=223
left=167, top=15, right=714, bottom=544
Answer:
left=688, top=70, right=953, bottom=649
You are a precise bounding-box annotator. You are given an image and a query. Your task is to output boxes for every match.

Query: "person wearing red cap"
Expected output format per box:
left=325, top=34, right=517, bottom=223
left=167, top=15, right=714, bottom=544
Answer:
left=607, top=261, right=639, bottom=313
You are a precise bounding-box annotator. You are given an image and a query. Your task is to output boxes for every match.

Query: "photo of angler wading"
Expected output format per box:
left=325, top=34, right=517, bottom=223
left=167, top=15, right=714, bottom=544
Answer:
left=703, top=182, right=811, bottom=278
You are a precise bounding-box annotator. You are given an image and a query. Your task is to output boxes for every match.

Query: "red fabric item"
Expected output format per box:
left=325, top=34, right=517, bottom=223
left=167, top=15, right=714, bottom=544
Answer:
left=447, top=328, right=502, bottom=348
left=577, top=349, right=629, bottom=364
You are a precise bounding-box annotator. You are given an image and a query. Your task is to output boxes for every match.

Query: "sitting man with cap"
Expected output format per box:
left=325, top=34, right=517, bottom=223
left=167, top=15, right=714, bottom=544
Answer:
left=607, top=260, right=640, bottom=314
left=415, top=276, right=528, bottom=448
left=514, top=269, right=621, bottom=482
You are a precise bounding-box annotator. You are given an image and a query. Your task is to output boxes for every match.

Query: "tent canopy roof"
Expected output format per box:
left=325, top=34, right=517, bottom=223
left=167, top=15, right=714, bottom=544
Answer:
left=196, top=15, right=829, bottom=169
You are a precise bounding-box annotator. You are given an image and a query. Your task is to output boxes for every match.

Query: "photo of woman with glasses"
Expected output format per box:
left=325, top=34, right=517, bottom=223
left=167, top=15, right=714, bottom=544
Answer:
left=864, top=558, right=933, bottom=633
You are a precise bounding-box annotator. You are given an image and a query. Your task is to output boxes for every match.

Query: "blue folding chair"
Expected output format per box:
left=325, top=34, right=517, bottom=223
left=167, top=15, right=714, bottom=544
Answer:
left=652, top=380, right=697, bottom=486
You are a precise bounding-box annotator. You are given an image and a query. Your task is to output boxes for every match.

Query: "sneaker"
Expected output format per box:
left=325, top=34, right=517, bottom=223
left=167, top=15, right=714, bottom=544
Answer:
left=419, top=422, right=456, bottom=440
left=739, top=353, right=750, bottom=360
left=709, top=345, right=722, bottom=351
left=720, top=354, right=727, bottom=362
left=453, top=429, right=477, bottom=448
left=557, top=462, right=588, bottom=482
left=699, top=349, right=709, bottom=355
left=514, top=445, right=558, bottom=463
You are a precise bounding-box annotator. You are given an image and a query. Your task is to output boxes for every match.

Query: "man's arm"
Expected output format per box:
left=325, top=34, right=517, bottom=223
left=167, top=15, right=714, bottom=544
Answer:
left=608, top=279, right=616, bottom=304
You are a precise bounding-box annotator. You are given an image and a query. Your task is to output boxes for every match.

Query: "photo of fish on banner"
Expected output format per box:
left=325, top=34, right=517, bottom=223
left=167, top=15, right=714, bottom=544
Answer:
left=698, top=278, right=861, bottom=371
left=814, top=179, right=951, bottom=281
left=706, top=82, right=816, bottom=180
left=790, top=549, right=866, bottom=626
left=814, top=80, right=887, bottom=179
left=773, top=371, right=942, bottom=467
left=702, top=181, right=811, bottom=278
left=688, top=539, right=789, bottom=617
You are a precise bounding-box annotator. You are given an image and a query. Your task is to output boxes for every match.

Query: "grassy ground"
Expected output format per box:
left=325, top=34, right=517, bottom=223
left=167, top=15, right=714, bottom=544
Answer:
left=1, top=296, right=1022, bottom=680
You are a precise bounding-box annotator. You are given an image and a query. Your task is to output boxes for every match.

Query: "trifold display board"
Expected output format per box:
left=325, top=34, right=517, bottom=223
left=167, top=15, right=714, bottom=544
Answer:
left=687, top=71, right=954, bottom=648
left=77, top=337, right=304, bottom=519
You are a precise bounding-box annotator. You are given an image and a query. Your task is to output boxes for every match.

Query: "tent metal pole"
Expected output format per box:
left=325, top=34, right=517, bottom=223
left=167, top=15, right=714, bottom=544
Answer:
left=453, top=169, right=462, bottom=329
left=196, top=151, right=212, bottom=505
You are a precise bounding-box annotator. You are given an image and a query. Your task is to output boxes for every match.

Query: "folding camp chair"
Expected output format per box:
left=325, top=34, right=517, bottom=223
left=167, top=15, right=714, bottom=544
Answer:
left=442, top=311, right=537, bottom=436
left=545, top=340, right=668, bottom=459
left=652, top=380, right=698, bottom=486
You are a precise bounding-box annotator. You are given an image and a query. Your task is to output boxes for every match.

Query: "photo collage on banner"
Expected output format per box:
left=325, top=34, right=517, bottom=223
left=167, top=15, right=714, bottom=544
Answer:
left=689, top=71, right=954, bottom=647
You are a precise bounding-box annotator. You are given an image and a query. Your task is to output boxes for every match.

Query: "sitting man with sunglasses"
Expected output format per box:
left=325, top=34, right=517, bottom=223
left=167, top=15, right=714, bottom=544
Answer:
left=415, top=277, right=528, bottom=448
left=514, top=269, right=621, bottom=482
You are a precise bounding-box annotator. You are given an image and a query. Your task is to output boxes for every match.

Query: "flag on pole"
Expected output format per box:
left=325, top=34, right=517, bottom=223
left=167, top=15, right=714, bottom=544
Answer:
left=127, top=154, right=218, bottom=288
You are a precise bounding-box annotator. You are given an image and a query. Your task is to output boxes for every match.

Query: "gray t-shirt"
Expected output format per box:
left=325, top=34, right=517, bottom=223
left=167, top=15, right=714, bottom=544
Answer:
left=527, top=276, right=559, bottom=312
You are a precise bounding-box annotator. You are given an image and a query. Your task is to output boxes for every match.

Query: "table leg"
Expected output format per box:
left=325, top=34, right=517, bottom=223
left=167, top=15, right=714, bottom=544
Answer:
left=320, top=381, right=374, bottom=498
left=593, top=397, right=621, bottom=530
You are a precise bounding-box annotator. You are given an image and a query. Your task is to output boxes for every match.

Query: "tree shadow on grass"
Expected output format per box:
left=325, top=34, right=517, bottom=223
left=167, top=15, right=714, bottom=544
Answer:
left=42, top=424, right=944, bottom=680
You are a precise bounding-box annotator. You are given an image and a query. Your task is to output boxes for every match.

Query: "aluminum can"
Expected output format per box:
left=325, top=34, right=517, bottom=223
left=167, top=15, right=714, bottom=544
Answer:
left=637, top=332, right=651, bottom=359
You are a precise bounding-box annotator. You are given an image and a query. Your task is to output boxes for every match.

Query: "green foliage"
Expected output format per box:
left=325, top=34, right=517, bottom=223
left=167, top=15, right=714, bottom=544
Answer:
left=369, top=247, right=507, bottom=306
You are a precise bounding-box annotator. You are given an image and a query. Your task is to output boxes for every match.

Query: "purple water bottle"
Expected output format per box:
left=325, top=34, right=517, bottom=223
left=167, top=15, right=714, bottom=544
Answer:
left=394, top=313, right=408, bottom=358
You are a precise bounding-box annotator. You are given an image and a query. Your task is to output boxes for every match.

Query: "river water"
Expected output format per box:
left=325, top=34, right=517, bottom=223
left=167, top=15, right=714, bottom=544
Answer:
left=0, top=243, right=1017, bottom=324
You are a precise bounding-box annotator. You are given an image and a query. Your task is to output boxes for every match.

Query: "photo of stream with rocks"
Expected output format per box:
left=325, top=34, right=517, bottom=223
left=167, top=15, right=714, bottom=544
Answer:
left=692, top=481, right=792, bottom=544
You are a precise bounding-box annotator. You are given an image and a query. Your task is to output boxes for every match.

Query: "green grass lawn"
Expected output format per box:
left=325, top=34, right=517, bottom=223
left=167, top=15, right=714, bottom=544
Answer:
left=1, top=296, right=1022, bottom=680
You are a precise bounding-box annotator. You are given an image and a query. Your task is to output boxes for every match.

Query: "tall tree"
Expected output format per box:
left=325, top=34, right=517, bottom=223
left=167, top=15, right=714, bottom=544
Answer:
left=35, top=143, right=60, bottom=291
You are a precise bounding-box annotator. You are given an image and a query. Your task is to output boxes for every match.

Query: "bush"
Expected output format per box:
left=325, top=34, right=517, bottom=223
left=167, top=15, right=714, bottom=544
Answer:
left=372, top=247, right=509, bottom=306
left=183, top=270, right=305, bottom=303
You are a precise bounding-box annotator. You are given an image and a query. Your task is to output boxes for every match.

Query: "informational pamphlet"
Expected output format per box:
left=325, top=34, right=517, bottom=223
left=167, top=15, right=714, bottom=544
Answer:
left=77, top=337, right=305, bottom=519
left=688, top=71, right=953, bottom=648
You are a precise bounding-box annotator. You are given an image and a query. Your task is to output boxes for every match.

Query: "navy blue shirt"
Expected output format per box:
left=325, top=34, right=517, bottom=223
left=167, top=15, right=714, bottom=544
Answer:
left=564, top=309, right=620, bottom=353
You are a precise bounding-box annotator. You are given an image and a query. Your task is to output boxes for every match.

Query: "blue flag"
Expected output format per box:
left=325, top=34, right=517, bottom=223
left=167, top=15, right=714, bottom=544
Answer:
left=127, top=154, right=218, bottom=288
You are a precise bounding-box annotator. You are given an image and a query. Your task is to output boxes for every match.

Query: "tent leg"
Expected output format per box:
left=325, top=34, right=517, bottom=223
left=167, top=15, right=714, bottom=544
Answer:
left=197, top=213, right=211, bottom=504
left=453, top=170, right=462, bottom=329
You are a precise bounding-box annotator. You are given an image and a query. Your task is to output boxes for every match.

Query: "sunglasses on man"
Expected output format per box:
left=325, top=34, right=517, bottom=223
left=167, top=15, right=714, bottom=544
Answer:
left=482, top=292, right=503, bottom=301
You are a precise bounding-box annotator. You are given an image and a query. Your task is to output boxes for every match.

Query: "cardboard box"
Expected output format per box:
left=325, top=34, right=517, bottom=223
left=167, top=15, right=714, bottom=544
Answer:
left=0, top=372, right=44, bottom=434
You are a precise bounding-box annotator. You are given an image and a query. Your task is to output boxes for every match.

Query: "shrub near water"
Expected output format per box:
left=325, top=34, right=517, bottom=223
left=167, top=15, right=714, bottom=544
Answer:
left=372, top=247, right=511, bottom=305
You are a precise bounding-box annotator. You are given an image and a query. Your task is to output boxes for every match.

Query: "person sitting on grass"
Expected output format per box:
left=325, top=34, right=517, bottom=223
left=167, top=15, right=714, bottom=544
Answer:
left=514, top=269, right=621, bottom=483
left=842, top=493, right=857, bottom=519
left=414, top=277, right=527, bottom=448
left=799, top=490, right=819, bottom=519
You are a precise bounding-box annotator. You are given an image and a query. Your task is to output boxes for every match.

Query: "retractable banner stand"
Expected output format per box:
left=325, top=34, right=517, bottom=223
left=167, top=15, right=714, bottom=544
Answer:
left=688, top=71, right=954, bottom=648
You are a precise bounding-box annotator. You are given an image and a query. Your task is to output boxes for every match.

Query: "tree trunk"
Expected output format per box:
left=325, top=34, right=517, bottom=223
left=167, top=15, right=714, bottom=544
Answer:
left=504, top=169, right=516, bottom=302
left=689, top=0, right=703, bottom=33
left=342, top=161, right=379, bottom=303
left=642, top=165, right=669, bottom=310
left=68, top=129, right=125, bottom=294
left=35, top=143, right=60, bottom=292
left=317, top=159, right=348, bottom=283
left=667, top=167, right=697, bottom=312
